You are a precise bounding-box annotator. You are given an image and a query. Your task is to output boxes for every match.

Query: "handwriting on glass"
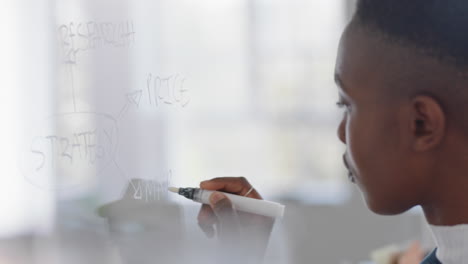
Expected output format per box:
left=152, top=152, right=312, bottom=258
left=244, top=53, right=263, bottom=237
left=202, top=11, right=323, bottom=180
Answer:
left=30, top=129, right=113, bottom=170
left=58, top=20, right=135, bottom=64
left=130, top=171, right=172, bottom=202
left=117, top=74, right=189, bottom=119
left=146, top=74, right=189, bottom=107
left=22, top=112, right=118, bottom=190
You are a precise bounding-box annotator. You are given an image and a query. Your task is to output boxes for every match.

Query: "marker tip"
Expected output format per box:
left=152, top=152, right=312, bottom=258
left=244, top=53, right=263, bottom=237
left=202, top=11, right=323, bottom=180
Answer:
left=168, top=187, right=179, bottom=193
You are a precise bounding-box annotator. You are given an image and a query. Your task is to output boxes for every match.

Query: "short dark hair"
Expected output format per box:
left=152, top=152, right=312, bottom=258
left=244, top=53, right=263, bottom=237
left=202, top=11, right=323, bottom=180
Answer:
left=355, top=0, right=468, bottom=69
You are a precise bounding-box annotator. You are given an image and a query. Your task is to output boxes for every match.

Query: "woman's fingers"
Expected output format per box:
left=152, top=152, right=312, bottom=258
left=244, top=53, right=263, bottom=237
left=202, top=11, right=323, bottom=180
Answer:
left=209, top=192, right=241, bottom=243
left=398, top=241, right=425, bottom=264
left=200, top=177, right=262, bottom=199
left=209, top=192, right=238, bottom=227
left=197, top=192, right=243, bottom=239
left=194, top=178, right=274, bottom=263
left=197, top=204, right=216, bottom=238
left=196, top=177, right=254, bottom=238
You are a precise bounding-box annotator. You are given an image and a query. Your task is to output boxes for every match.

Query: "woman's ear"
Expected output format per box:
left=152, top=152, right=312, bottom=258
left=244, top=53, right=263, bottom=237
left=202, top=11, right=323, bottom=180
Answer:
left=410, top=95, right=446, bottom=151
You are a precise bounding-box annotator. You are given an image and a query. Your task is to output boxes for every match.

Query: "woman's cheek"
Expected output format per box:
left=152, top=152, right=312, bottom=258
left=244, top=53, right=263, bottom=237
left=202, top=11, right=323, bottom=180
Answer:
left=345, top=116, right=357, bottom=165
left=346, top=116, right=367, bottom=179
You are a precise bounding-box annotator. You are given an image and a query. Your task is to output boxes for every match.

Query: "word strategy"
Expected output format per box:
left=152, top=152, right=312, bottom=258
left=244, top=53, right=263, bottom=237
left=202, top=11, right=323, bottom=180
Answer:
left=30, top=128, right=116, bottom=171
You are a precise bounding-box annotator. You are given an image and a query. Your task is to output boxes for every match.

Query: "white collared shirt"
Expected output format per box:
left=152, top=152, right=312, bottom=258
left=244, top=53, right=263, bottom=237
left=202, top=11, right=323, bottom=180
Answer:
left=429, top=224, right=468, bottom=264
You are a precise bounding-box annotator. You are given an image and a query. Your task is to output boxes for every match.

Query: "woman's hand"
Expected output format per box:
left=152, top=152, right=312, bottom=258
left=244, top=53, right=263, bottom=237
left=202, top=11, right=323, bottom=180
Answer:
left=197, top=177, right=275, bottom=262
left=397, top=241, right=425, bottom=264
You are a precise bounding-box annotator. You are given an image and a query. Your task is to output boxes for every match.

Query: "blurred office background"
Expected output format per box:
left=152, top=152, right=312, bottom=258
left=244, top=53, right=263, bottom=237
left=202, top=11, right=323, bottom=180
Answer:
left=0, top=0, right=432, bottom=263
